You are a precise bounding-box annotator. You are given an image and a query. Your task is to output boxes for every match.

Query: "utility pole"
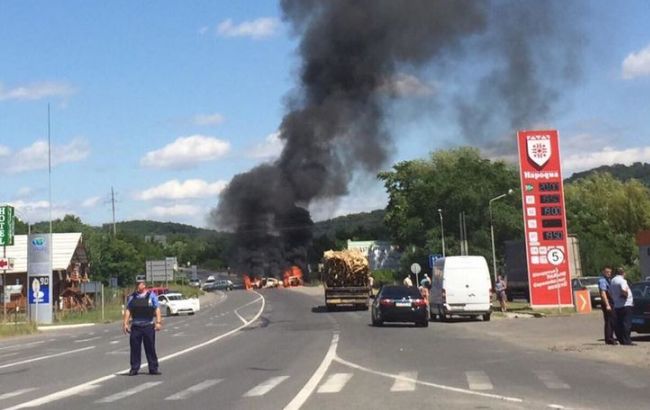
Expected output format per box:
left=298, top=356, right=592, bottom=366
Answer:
left=111, top=186, right=116, bottom=237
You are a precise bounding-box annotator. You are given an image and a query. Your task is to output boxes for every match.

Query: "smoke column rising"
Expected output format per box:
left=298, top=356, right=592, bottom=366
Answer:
left=211, top=0, right=583, bottom=275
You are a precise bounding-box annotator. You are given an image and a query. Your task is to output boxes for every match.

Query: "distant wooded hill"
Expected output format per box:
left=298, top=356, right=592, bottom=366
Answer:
left=105, top=220, right=217, bottom=238
left=566, top=162, right=650, bottom=187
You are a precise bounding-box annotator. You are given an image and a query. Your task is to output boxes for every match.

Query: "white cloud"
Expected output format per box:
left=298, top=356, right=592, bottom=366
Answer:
left=198, top=26, right=209, bottom=35
left=6, top=138, right=90, bottom=174
left=622, top=44, right=650, bottom=79
left=136, top=179, right=227, bottom=200
left=81, top=196, right=102, bottom=208
left=0, top=81, right=76, bottom=101
left=562, top=145, right=650, bottom=175
left=140, top=135, right=230, bottom=169
left=379, top=73, right=436, bottom=97
left=193, top=112, right=225, bottom=126
left=8, top=200, right=70, bottom=223
left=217, top=17, right=279, bottom=39
left=248, top=131, right=285, bottom=159
left=16, top=187, right=34, bottom=198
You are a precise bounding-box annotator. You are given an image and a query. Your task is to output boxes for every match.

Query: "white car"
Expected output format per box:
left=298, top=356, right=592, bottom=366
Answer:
left=261, top=277, right=281, bottom=288
left=158, top=293, right=200, bottom=316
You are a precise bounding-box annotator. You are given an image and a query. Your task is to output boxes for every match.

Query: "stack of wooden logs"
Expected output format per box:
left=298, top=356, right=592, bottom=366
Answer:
left=323, top=249, right=370, bottom=287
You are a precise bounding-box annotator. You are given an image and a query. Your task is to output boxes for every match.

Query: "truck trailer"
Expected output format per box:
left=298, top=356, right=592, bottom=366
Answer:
left=322, top=249, right=371, bottom=310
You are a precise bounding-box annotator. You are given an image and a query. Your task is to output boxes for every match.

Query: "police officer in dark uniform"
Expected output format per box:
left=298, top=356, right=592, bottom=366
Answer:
left=122, top=279, right=163, bottom=375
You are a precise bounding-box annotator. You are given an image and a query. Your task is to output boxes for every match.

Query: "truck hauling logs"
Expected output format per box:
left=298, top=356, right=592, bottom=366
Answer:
left=322, top=249, right=371, bottom=310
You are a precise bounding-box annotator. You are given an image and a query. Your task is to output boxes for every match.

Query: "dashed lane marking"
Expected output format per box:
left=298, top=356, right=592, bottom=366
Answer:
left=243, top=376, right=290, bottom=397
left=95, top=382, right=162, bottom=403
left=533, top=370, right=570, bottom=389
left=466, top=371, right=493, bottom=390
left=317, top=373, right=353, bottom=393
left=333, top=356, right=522, bottom=403
left=0, top=346, right=95, bottom=370
left=165, top=379, right=223, bottom=400
left=390, top=371, right=418, bottom=391
left=3, top=292, right=265, bottom=410
left=0, top=389, right=37, bottom=401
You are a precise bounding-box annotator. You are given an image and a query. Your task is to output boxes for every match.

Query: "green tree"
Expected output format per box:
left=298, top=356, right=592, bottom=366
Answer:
left=86, top=234, right=144, bottom=286
left=378, top=147, right=523, bottom=272
left=565, top=172, right=650, bottom=281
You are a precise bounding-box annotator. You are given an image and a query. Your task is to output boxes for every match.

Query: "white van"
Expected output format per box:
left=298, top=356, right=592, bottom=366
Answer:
left=429, top=256, right=492, bottom=321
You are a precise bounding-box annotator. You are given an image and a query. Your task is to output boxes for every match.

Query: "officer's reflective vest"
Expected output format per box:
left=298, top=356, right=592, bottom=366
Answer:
left=129, top=292, right=155, bottom=321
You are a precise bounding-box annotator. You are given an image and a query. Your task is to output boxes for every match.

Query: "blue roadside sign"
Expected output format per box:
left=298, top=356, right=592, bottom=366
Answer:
left=428, top=254, right=442, bottom=269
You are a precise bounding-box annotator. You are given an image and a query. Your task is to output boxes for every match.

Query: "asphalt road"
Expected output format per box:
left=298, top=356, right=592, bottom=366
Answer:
left=1, top=287, right=649, bottom=410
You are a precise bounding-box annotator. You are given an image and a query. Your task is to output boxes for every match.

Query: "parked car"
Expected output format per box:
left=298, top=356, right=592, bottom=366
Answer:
left=571, top=276, right=602, bottom=307
left=202, top=278, right=216, bottom=291
left=429, top=256, right=492, bottom=321
left=189, top=278, right=201, bottom=287
left=371, top=285, right=428, bottom=327
left=158, top=293, right=200, bottom=316
left=631, top=281, right=650, bottom=333
left=214, top=279, right=234, bottom=291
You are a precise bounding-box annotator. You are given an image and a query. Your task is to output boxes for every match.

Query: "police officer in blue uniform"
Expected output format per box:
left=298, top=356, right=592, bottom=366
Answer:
left=122, top=279, right=163, bottom=375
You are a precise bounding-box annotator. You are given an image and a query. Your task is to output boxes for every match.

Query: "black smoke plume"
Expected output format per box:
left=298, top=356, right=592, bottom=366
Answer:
left=211, top=0, right=583, bottom=276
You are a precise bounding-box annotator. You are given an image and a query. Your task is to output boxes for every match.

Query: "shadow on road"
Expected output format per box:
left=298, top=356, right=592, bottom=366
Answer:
left=311, top=305, right=368, bottom=313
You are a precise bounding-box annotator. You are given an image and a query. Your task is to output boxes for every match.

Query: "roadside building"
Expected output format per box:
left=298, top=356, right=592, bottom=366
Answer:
left=637, top=230, right=650, bottom=280
left=0, top=233, right=89, bottom=311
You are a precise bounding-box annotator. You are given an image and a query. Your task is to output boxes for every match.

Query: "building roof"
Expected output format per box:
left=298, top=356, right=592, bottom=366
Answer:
left=2, top=233, right=84, bottom=273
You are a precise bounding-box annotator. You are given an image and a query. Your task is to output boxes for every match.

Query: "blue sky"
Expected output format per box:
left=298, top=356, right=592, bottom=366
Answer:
left=1, top=1, right=649, bottom=228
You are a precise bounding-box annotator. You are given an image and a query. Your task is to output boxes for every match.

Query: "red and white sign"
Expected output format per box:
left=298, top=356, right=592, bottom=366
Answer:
left=0, top=258, right=14, bottom=270
left=517, top=130, right=573, bottom=308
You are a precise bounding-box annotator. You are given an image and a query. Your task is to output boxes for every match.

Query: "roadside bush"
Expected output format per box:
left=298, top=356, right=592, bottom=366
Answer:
left=372, top=269, right=398, bottom=286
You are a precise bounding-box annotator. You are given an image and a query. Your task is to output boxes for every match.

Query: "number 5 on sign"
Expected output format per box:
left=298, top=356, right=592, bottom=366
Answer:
left=547, top=248, right=565, bottom=266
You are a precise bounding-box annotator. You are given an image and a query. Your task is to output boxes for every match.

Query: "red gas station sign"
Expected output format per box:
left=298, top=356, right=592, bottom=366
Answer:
left=517, top=130, right=573, bottom=308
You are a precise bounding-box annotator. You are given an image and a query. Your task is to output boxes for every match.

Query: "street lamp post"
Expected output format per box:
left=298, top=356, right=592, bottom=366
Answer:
left=438, top=209, right=445, bottom=257
left=489, top=189, right=513, bottom=283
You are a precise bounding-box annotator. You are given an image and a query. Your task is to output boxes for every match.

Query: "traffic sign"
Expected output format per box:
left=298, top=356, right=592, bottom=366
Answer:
left=0, top=258, right=14, bottom=270
left=428, top=254, right=442, bottom=269
left=573, top=289, right=592, bottom=314
left=410, top=263, right=421, bottom=274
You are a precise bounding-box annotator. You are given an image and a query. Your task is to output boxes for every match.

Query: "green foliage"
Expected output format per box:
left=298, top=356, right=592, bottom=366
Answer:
left=566, top=162, right=650, bottom=188
left=372, top=269, right=398, bottom=285
left=378, top=147, right=523, bottom=271
left=565, top=172, right=650, bottom=281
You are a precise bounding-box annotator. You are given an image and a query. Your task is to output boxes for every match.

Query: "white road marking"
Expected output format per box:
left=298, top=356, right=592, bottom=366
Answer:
left=244, top=376, right=290, bottom=397
left=109, top=340, right=120, bottom=345
left=105, top=349, right=129, bottom=355
left=234, top=310, right=248, bottom=325
left=74, top=336, right=101, bottom=343
left=172, top=332, right=185, bottom=337
left=165, top=379, right=223, bottom=400
left=4, top=293, right=265, bottom=410
left=284, top=333, right=340, bottom=410
left=0, top=351, right=20, bottom=359
left=466, top=371, right=493, bottom=390
left=317, top=373, right=353, bottom=393
left=0, top=346, right=95, bottom=370
left=95, top=382, right=162, bottom=403
left=391, top=371, right=418, bottom=391
left=0, top=341, right=45, bottom=351
left=333, top=356, right=522, bottom=403
left=534, top=370, right=570, bottom=389
left=0, top=388, right=37, bottom=401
